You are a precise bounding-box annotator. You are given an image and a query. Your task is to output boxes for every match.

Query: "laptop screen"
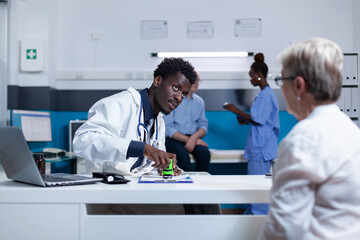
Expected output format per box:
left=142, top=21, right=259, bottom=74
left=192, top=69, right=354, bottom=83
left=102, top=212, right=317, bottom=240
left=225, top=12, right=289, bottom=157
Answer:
left=0, top=127, right=45, bottom=186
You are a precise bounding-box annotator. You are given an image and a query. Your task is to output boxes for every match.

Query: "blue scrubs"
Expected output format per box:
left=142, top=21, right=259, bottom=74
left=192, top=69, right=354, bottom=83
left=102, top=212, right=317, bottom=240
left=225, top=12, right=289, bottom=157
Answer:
left=244, top=86, right=279, bottom=215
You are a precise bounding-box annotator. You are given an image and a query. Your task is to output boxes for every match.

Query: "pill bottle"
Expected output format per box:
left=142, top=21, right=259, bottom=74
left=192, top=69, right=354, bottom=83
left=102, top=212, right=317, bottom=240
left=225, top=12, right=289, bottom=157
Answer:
left=33, top=153, right=46, bottom=175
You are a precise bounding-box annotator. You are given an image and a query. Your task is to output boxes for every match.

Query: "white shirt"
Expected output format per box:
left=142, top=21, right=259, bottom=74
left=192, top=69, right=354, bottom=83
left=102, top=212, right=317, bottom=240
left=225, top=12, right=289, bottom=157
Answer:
left=73, top=87, right=166, bottom=176
left=259, top=104, right=360, bottom=240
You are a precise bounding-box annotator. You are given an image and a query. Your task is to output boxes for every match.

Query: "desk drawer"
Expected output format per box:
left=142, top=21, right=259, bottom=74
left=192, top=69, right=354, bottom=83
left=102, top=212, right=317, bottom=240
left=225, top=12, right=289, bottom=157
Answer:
left=83, top=214, right=265, bottom=240
left=0, top=203, right=80, bottom=240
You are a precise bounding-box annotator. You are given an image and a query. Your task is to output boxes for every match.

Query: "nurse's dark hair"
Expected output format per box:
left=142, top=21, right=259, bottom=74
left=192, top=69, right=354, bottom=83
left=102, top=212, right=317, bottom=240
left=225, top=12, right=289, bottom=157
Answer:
left=154, top=57, right=197, bottom=84
left=251, top=53, right=268, bottom=78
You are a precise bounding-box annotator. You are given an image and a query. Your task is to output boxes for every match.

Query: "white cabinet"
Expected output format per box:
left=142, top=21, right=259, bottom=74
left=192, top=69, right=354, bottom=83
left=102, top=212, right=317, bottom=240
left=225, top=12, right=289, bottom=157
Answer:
left=337, top=53, right=359, bottom=125
left=0, top=204, right=80, bottom=240
left=342, top=54, right=358, bottom=86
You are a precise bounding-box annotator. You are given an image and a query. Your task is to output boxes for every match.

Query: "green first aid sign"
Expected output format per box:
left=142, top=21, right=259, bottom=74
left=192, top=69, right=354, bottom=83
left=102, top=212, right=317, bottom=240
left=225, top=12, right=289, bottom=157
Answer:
left=26, top=49, right=37, bottom=60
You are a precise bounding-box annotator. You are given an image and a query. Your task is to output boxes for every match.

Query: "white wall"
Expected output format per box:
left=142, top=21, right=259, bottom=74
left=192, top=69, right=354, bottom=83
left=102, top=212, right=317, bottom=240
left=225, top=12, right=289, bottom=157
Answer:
left=7, top=0, right=57, bottom=87
left=354, top=0, right=360, bottom=52
left=0, top=3, right=7, bottom=127
left=7, top=0, right=356, bottom=90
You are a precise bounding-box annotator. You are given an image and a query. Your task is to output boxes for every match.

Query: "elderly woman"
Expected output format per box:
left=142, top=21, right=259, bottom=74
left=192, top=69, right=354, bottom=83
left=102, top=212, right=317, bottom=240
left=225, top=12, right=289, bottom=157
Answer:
left=259, top=38, right=360, bottom=239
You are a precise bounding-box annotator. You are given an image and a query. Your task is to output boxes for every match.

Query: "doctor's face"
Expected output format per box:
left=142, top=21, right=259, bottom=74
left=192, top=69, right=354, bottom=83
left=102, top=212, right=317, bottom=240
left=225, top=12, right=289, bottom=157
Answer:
left=155, top=72, right=192, bottom=115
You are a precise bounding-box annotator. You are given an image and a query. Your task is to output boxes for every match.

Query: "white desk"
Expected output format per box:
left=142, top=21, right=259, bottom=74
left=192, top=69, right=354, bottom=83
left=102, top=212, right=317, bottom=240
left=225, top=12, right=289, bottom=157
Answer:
left=0, top=175, right=272, bottom=240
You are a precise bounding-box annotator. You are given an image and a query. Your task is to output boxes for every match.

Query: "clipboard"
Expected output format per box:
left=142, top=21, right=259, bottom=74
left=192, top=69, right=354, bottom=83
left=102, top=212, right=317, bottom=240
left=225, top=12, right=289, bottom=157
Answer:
left=138, top=175, right=193, bottom=183
left=236, top=114, right=251, bottom=124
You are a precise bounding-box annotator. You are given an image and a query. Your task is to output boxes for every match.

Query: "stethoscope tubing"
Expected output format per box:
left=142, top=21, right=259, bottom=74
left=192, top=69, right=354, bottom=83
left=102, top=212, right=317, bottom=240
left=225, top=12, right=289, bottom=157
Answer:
left=137, top=95, right=158, bottom=142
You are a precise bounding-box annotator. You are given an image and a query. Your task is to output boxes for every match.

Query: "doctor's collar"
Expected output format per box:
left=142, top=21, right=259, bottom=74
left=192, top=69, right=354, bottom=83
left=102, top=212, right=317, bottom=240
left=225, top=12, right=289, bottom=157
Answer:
left=140, top=89, right=154, bottom=123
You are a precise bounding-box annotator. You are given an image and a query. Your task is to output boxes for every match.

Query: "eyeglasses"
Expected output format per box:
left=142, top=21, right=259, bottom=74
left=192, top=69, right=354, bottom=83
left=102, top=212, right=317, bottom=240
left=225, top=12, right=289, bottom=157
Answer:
left=274, top=75, right=296, bottom=86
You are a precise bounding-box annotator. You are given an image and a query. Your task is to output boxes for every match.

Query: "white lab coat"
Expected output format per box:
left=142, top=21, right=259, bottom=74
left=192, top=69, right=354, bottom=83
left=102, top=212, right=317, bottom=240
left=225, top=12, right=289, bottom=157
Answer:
left=73, top=87, right=166, bottom=176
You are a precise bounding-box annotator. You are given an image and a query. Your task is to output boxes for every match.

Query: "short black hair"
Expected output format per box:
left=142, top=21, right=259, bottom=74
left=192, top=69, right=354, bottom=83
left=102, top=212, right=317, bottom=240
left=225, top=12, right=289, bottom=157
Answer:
left=153, top=58, right=197, bottom=84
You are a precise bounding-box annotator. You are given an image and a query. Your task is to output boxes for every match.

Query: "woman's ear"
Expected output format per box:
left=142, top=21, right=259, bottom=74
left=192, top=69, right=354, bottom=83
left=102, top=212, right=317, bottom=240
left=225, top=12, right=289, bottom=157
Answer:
left=294, top=76, right=307, bottom=97
left=254, top=72, right=263, bottom=81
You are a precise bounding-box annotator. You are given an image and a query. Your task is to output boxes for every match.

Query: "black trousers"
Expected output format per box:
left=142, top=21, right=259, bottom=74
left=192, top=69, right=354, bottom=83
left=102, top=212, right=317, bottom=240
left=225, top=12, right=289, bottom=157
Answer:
left=165, top=137, right=211, bottom=172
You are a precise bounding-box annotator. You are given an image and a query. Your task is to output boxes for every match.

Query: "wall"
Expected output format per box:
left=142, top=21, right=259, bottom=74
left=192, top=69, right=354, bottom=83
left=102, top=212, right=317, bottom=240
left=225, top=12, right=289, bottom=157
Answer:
left=0, top=3, right=7, bottom=127
left=354, top=0, right=360, bottom=52
left=3, top=0, right=356, bottom=153
left=7, top=0, right=356, bottom=90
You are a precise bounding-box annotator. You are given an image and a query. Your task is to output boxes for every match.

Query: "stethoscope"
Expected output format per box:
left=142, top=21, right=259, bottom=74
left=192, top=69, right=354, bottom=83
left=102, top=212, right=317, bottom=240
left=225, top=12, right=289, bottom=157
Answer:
left=132, top=97, right=160, bottom=172
left=137, top=97, right=159, bottom=149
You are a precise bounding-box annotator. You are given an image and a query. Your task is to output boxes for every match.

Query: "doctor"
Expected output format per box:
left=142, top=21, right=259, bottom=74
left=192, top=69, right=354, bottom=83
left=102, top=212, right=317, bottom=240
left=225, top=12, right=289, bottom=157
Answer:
left=73, top=58, right=197, bottom=176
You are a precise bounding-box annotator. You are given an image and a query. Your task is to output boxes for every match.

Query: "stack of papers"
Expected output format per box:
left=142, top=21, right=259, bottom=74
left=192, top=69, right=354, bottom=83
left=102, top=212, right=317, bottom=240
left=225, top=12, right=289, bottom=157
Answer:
left=138, top=175, right=193, bottom=183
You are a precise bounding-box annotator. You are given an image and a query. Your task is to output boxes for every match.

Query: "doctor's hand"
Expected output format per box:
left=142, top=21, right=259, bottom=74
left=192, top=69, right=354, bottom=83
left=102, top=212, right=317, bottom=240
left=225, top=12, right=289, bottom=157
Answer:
left=172, top=165, right=182, bottom=176
left=144, top=144, right=177, bottom=169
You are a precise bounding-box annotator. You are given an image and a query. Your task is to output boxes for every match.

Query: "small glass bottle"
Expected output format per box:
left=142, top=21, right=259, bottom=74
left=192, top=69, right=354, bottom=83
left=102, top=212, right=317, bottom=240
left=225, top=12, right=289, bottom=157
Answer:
left=33, top=153, right=46, bottom=175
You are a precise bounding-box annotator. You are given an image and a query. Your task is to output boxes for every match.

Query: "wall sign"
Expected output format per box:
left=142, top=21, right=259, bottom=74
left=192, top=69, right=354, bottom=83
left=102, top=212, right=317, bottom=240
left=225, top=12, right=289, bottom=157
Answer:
left=187, top=21, right=214, bottom=39
left=234, top=18, right=261, bottom=37
left=141, top=20, right=168, bottom=39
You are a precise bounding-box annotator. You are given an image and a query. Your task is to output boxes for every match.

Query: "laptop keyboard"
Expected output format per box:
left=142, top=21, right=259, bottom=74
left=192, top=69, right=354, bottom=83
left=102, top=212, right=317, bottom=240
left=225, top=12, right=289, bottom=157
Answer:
left=42, top=174, right=91, bottom=182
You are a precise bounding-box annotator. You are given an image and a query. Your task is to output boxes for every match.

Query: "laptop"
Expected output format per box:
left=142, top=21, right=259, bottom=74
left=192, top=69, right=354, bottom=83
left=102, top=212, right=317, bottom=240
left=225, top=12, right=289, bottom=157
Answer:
left=0, top=127, right=102, bottom=187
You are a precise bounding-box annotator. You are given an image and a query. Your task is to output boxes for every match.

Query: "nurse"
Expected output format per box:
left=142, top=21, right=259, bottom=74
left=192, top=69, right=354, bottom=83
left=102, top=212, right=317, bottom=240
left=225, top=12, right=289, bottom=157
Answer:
left=223, top=53, right=280, bottom=215
left=73, top=58, right=197, bottom=176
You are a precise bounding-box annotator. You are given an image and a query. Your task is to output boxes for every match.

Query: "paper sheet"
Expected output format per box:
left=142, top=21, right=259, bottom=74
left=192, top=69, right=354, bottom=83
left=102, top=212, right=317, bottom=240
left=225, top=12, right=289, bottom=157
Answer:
left=138, top=175, right=193, bottom=183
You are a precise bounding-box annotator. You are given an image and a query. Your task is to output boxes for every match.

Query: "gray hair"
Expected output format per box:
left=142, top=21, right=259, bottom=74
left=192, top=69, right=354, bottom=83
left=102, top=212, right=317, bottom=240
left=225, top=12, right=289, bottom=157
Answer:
left=278, top=38, right=344, bottom=103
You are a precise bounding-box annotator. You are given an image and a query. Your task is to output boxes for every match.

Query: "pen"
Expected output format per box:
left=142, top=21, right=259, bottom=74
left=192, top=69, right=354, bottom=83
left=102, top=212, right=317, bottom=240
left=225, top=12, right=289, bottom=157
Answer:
left=154, top=180, right=176, bottom=183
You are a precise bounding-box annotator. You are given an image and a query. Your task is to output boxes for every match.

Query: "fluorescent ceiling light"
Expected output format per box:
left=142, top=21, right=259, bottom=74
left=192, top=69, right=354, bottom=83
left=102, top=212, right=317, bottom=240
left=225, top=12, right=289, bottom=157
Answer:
left=151, top=51, right=253, bottom=58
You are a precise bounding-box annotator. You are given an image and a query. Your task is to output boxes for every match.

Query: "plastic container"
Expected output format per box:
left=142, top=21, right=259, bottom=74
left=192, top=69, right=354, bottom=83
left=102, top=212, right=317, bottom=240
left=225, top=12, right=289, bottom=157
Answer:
left=33, top=152, right=46, bottom=175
